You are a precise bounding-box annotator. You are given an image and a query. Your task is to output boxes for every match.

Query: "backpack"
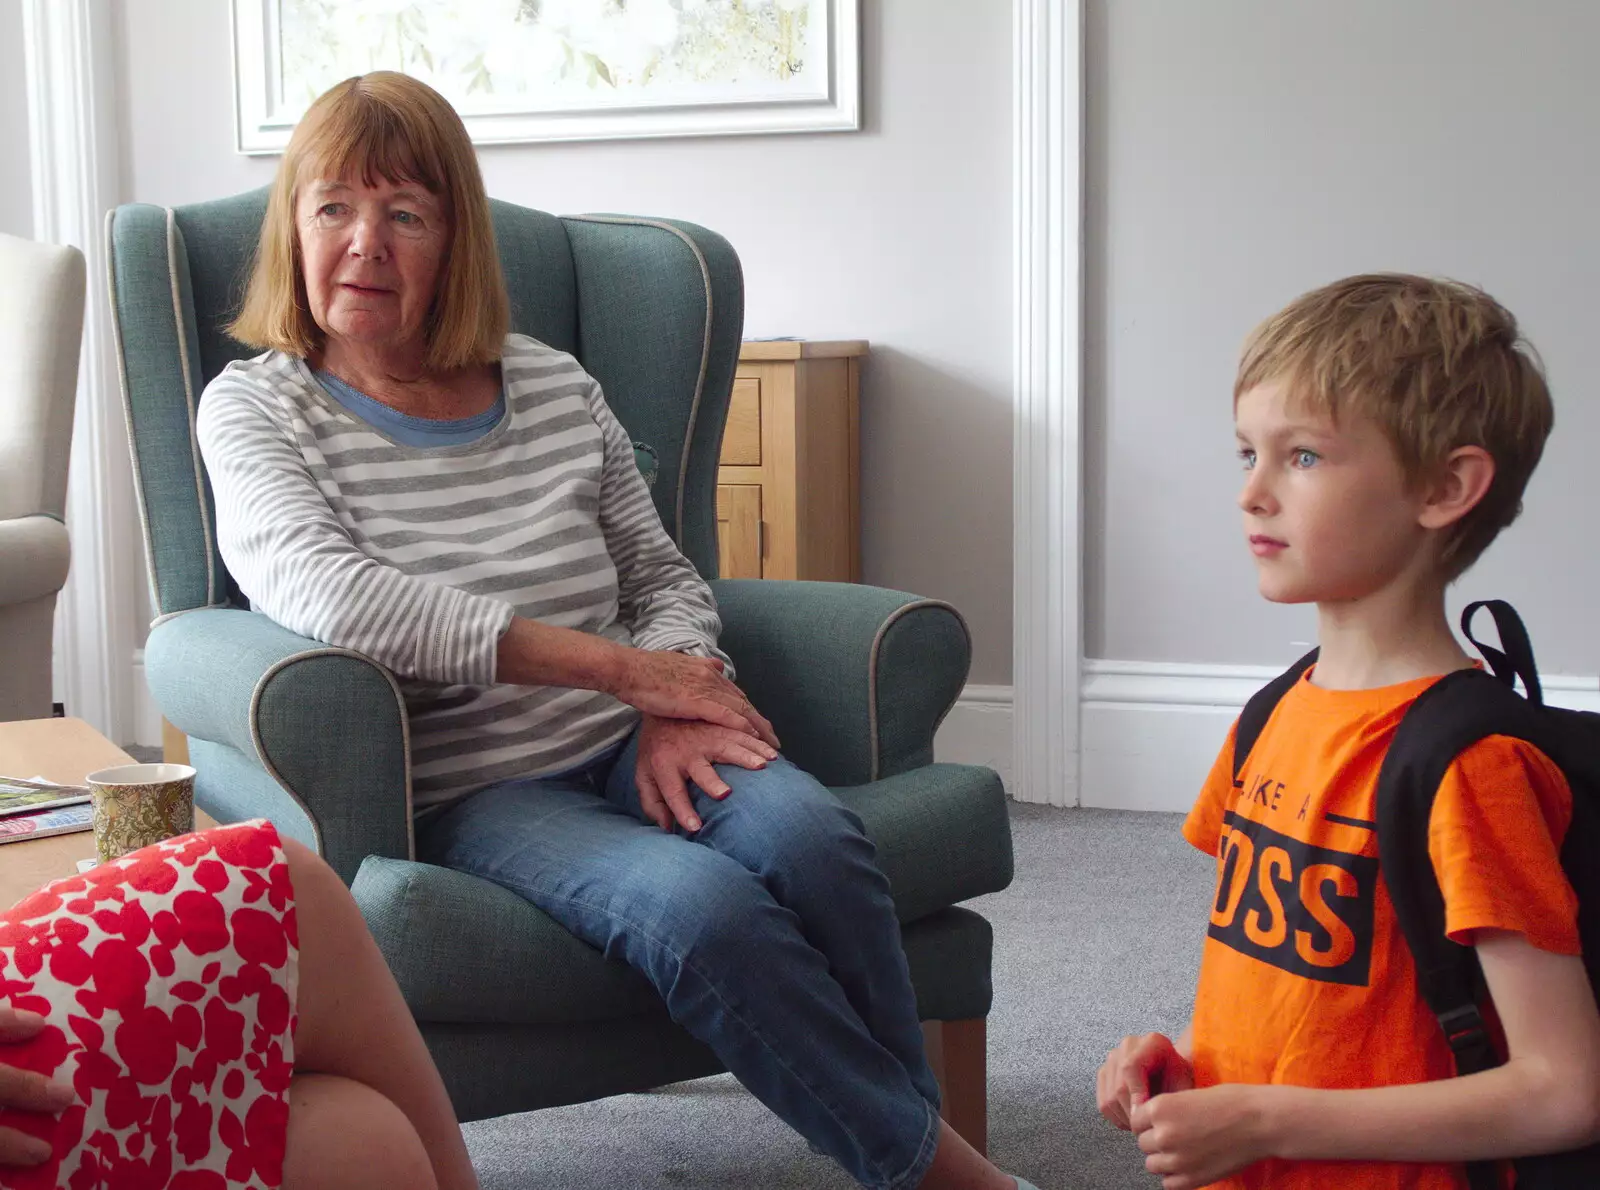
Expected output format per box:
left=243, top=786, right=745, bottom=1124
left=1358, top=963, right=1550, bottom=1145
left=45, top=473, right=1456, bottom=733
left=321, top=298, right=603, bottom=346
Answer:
left=1232, top=600, right=1600, bottom=1190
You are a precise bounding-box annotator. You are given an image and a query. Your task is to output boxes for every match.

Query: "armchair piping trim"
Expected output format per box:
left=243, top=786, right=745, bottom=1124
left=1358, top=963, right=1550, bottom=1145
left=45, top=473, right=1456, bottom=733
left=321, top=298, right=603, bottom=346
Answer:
left=866, top=599, right=973, bottom=783
left=105, top=208, right=163, bottom=616
left=247, top=646, right=417, bottom=862
left=562, top=215, right=713, bottom=551
left=165, top=207, right=220, bottom=609
left=149, top=602, right=235, bottom=630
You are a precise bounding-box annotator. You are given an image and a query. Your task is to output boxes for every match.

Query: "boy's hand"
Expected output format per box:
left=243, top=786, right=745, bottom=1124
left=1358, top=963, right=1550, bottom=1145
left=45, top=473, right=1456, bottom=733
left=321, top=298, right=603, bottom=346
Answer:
left=1131, top=1084, right=1272, bottom=1190
left=1096, top=1032, right=1195, bottom=1130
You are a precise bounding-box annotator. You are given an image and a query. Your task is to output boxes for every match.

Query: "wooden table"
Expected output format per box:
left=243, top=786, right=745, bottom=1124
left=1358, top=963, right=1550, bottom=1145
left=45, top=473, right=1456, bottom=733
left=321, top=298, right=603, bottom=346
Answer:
left=0, top=717, right=216, bottom=909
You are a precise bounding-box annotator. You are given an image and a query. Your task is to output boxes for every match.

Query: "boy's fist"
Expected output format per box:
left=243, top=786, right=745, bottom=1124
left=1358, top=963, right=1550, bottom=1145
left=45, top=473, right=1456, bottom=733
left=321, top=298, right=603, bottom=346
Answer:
left=1132, top=1084, right=1271, bottom=1190
left=1096, top=1032, right=1195, bottom=1130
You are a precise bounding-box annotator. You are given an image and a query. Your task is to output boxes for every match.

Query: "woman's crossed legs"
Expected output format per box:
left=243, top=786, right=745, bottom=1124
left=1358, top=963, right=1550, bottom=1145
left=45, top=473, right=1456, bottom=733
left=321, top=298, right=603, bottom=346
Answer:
left=418, top=732, right=958, bottom=1190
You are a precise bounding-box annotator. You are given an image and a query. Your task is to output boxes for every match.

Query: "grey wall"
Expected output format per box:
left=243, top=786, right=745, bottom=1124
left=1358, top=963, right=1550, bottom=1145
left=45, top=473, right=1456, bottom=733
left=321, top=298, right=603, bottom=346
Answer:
left=116, top=0, right=1016, bottom=681
left=0, top=0, right=33, bottom=239
left=1087, top=0, right=1600, bottom=674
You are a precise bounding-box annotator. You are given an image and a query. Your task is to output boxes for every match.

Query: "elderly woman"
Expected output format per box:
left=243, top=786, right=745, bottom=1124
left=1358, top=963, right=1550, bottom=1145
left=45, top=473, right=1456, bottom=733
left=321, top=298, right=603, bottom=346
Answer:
left=195, top=72, right=1030, bottom=1190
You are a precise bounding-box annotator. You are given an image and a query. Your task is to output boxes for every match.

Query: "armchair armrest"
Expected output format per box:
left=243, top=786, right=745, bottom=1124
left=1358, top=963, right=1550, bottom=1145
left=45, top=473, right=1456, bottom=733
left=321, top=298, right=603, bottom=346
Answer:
left=143, top=608, right=412, bottom=881
left=0, top=515, right=70, bottom=607
left=708, top=580, right=971, bottom=786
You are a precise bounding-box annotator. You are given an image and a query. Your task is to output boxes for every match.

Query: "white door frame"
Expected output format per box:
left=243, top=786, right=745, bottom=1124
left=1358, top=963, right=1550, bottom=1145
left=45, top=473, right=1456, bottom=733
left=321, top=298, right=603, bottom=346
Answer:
left=24, top=0, right=139, bottom=745
left=1011, top=0, right=1084, bottom=806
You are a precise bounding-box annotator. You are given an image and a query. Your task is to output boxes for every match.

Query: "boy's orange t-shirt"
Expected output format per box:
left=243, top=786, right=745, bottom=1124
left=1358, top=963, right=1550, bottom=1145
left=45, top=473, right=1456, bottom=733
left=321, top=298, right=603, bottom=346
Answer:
left=1182, top=669, right=1580, bottom=1190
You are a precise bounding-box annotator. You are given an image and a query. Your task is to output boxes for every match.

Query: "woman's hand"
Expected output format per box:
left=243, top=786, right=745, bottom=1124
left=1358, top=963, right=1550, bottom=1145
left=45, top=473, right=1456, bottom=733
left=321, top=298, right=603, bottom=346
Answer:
left=1131, top=1083, right=1274, bottom=1190
left=495, top=621, right=777, bottom=746
left=609, top=649, right=779, bottom=749
left=0, top=1006, right=74, bottom=1167
left=634, top=713, right=779, bottom=832
left=1097, top=1032, right=1195, bottom=1130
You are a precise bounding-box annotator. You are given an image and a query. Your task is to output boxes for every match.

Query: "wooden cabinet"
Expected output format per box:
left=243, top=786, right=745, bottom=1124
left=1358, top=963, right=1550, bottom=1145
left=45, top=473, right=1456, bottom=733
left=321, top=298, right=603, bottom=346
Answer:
left=716, top=340, right=866, bottom=581
left=716, top=484, right=762, bottom=579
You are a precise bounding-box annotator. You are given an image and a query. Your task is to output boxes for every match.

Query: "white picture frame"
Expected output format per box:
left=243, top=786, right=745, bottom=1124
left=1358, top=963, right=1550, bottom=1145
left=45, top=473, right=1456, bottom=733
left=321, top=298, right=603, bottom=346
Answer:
left=231, top=0, right=860, bottom=154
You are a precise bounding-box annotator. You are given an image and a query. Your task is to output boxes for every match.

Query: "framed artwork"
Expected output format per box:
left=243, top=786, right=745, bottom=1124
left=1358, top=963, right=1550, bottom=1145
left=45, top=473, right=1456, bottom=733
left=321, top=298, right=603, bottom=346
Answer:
left=231, top=0, right=860, bottom=153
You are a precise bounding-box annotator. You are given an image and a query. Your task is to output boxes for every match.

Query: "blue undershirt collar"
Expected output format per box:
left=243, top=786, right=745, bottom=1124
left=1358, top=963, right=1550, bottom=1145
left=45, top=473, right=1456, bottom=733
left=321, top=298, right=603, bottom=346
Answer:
left=316, top=369, right=505, bottom=447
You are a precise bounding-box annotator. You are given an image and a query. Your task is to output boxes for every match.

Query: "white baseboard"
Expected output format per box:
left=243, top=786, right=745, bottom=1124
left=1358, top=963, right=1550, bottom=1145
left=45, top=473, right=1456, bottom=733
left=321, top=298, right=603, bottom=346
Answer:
left=1079, top=662, right=1250, bottom=813
left=130, top=648, right=162, bottom=749
left=934, top=684, right=1014, bottom=793
left=938, top=663, right=1600, bottom=814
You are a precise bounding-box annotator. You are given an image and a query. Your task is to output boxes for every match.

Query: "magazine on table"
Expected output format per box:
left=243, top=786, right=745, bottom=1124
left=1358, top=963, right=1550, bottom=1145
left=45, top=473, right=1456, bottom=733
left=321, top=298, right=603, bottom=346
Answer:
left=0, top=801, right=94, bottom=844
left=0, top=775, right=91, bottom=818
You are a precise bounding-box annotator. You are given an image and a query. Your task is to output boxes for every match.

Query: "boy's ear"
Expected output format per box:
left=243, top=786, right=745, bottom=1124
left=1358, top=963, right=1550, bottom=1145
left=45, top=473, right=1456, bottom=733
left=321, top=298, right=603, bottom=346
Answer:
left=1417, top=446, right=1496, bottom=530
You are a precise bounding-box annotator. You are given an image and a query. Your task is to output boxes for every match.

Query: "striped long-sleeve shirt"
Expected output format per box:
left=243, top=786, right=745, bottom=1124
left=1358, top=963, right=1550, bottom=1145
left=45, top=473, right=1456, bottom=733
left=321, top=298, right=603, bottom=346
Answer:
left=196, top=333, right=729, bottom=812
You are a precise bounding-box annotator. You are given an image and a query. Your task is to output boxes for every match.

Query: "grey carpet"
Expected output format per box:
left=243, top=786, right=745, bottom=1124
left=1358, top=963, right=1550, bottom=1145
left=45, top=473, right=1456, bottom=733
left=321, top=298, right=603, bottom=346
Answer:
left=461, top=804, right=1214, bottom=1189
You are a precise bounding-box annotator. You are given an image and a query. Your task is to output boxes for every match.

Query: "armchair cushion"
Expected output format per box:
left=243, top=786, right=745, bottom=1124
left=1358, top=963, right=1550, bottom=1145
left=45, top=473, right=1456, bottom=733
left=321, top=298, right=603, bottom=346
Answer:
left=420, top=904, right=994, bottom=1123
left=358, top=853, right=998, bottom=1029
left=0, top=515, right=71, bottom=606
left=836, top=763, right=1012, bottom=925
left=710, top=580, right=971, bottom=786
left=353, top=857, right=663, bottom=1026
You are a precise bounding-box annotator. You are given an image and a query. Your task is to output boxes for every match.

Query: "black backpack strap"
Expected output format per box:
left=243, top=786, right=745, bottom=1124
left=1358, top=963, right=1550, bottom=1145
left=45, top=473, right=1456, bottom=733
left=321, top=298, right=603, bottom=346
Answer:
left=1232, top=649, right=1319, bottom=782
left=1462, top=599, right=1543, bottom=705
left=1377, top=666, right=1551, bottom=1190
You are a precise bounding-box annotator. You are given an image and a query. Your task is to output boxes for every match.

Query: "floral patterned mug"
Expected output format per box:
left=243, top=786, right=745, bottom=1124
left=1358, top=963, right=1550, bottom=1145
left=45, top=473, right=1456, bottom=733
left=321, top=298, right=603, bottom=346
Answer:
left=84, top=763, right=197, bottom=863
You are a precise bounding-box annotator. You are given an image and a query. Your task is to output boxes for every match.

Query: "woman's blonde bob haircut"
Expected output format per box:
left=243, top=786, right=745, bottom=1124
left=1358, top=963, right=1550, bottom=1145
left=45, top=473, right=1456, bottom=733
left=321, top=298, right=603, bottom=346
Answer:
left=228, top=71, right=508, bottom=371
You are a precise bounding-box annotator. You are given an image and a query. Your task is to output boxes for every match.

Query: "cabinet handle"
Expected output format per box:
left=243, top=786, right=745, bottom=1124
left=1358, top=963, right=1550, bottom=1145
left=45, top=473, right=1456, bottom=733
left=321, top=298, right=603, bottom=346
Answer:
left=757, top=521, right=766, bottom=559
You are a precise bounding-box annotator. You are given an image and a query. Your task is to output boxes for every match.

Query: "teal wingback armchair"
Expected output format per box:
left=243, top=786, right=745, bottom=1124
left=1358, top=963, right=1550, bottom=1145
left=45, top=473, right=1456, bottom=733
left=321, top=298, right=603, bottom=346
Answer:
left=107, top=189, right=1013, bottom=1143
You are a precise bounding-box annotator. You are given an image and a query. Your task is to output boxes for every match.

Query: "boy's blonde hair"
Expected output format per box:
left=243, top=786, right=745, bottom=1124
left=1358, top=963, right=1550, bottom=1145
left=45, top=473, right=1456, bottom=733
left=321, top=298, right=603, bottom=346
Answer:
left=1235, top=273, right=1553, bottom=578
left=228, top=71, right=509, bottom=371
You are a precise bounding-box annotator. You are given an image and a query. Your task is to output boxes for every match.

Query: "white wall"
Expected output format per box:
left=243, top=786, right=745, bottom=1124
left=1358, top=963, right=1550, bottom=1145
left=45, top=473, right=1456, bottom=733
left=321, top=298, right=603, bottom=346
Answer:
left=1086, top=0, right=1600, bottom=676
left=114, top=0, right=1017, bottom=683
left=0, top=0, right=33, bottom=240
left=1069, top=0, right=1600, bottom=812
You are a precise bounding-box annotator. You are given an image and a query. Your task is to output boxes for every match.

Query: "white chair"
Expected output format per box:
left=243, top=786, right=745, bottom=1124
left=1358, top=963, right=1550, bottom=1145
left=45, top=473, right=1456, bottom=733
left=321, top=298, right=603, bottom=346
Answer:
left=0, top=233, right=85, bottom=722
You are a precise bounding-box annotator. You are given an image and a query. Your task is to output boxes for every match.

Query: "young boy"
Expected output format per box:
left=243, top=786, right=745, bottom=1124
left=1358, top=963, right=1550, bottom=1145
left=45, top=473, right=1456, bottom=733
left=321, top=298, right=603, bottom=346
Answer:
left=1096, top=274, right=1600, bottom=1189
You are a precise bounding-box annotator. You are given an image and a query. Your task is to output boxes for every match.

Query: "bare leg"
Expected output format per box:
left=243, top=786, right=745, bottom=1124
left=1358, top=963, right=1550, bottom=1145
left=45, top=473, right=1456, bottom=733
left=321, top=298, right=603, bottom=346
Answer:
left=280, top=838, right=478, bottom=1190
left=917, top=1121, right=1016, bottom=1190
left=284, top=1074, right=438, bottom=1190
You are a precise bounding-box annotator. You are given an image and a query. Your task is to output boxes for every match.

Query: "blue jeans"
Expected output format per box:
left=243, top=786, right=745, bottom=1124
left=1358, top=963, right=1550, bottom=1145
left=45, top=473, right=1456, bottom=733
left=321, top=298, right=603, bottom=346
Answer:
left=415, top=727, right=942, bottom=1189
